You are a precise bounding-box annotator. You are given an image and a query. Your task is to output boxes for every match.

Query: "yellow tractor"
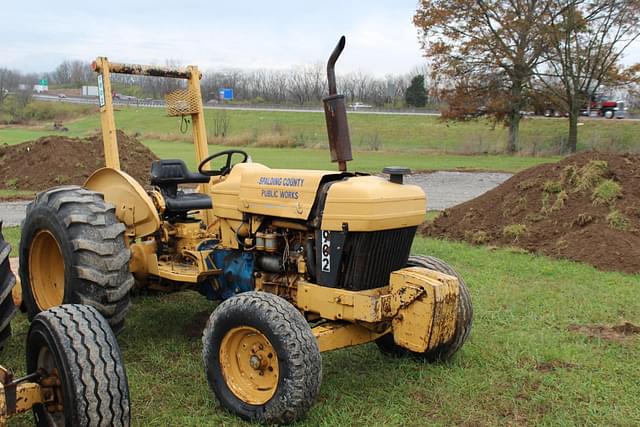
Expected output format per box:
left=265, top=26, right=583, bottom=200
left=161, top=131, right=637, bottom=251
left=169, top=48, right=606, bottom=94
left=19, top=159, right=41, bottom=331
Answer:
left=0, top=222, right=130, bottom=426
left=19, top=37, right=472, bottom=424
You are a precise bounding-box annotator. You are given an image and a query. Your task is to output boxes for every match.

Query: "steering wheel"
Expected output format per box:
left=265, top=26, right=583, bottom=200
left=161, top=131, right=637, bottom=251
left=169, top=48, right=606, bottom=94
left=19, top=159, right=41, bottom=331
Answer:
left=198, top=149, right=248, bottom=177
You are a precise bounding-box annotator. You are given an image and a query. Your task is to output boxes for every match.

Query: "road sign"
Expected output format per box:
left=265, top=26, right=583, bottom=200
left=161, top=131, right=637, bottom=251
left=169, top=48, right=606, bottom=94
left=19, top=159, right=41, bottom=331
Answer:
left=218, top=88, right=233, bottom=101
left=97, top=75, right=105, bottom=107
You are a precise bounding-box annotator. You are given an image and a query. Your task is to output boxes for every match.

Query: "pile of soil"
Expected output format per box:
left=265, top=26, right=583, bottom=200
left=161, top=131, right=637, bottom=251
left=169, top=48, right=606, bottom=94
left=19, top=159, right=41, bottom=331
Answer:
left=568, top=322, right=640, bottom=343
left=425, top=152, right=640, bottom=274
left=0, top=130, right=158, bottom=192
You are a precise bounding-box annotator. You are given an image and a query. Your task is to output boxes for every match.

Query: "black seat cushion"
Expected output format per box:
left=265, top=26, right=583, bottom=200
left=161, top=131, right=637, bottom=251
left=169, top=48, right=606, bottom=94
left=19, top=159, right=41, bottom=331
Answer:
left=164, top=192, right=212, bottom=213
left=150, top=159, right=212, bottom=215
left=150, top=159, right=210, bottom=186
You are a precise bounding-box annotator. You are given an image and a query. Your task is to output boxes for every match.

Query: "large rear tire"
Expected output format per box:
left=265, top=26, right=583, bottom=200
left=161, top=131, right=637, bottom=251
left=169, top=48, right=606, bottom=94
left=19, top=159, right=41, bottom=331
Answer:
left=202, top=292, right=322, bottom=425
left=26, top=304, right=130, bottom=426
left=19, top=186, right=133, bottom=333
left=0, top=222, right=17, bottom=350
left=376, top=255, right=473, bottom=361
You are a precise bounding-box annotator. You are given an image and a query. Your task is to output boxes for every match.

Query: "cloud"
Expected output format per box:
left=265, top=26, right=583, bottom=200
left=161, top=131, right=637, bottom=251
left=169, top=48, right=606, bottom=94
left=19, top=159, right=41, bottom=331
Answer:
left=2, top=0, right=638, bottom=75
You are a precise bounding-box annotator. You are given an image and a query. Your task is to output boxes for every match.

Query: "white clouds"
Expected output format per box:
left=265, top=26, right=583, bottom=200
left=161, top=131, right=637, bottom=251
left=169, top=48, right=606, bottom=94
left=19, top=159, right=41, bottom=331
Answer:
left=1, top=0, right=428, bottom=75
left=3, top=1, right=638, bottom=75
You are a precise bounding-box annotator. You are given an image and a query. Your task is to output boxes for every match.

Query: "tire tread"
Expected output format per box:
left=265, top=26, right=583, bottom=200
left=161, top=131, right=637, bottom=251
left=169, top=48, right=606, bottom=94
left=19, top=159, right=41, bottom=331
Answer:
left=20, top=186, right=132, bottom=332
left=376, top=255, right=473, bottom=361
left=0, top=222, right=17, bottom=350
left=202, top=292, right=321, bottom=424
left=28, top=304, right=130, bottom=426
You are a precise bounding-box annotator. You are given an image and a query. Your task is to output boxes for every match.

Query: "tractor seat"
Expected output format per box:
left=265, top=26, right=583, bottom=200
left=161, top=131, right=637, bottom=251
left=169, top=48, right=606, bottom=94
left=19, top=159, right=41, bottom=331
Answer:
left=150, top=159, right=212, bottom=214
left=164, top=192, right=212, bottom=213
left=151, top=159, right=211, bottom=186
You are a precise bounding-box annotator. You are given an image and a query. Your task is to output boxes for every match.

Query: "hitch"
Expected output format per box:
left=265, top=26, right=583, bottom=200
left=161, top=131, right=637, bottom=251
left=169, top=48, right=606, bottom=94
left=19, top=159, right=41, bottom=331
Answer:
left=323, top=36, right=353, bottom=172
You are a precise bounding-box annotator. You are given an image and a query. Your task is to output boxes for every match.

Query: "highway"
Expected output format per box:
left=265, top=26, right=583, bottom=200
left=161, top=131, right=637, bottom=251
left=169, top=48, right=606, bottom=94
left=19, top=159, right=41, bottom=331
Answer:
left=33, top=94, right=638, bottom=120
left=32, top=94, right=441, bottom=116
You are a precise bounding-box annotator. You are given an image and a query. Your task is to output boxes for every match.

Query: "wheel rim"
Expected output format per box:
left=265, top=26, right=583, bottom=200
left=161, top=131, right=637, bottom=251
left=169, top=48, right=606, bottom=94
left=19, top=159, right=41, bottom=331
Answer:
left=29, top=230, right=65, bottom=309
left=219, top=326, right=279, bottom=405
left=37, top=346, right=65, bottom=425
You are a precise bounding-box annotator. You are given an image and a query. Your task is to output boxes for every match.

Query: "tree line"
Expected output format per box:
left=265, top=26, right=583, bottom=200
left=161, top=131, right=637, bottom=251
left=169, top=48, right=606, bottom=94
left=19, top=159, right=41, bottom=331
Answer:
left=0, top=60, right=435, bottom=109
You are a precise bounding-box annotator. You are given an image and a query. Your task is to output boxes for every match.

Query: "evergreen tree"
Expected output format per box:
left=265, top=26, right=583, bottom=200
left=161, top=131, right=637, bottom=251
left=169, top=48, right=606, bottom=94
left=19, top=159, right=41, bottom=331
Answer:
left=405, top=75, right=426, bottom=107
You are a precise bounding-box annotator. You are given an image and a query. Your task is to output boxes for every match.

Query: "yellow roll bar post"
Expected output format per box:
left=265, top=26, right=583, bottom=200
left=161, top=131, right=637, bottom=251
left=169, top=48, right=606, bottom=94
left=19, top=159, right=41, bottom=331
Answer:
left=93, top=57, right=120, bottom=170
left=186, top=65, right=209, bottom=169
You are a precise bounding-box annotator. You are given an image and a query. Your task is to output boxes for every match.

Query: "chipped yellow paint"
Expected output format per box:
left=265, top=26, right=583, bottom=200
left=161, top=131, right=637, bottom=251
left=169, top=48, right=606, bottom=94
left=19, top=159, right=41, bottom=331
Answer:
left=313, top=322, right=388, bottom=352
left=389, top=267, right=459, bottom=353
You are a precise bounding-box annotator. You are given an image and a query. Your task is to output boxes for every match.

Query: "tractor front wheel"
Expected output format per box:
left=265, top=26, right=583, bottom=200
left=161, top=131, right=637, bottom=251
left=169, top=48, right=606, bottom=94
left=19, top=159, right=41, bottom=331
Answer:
left=26, top=304, right=130, bottom=426
left=376, top=255, right=473, bottom=362
left=19, top=186, right=133, bottom=333
left=202, top=292, right=322, bottom=425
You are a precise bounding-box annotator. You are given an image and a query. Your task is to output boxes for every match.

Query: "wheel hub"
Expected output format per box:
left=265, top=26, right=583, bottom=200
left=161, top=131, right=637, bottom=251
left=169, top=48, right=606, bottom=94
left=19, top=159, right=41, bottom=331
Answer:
left=29, top=230, right=65, bottom=310
left=37, top=346, right=65, bottom=423
left=219, top=326, right=279, bottom=405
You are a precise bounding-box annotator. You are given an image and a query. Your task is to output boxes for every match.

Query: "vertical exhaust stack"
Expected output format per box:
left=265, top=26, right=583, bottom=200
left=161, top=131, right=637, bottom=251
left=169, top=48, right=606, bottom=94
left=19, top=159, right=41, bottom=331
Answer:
left=323, top=36, right=353, bottom=172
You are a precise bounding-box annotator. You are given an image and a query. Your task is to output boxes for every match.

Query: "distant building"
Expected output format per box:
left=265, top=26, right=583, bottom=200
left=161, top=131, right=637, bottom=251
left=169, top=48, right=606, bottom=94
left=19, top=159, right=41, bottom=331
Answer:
left=82, top=85, right=99, bottom=97
left=33, top=79, right=48, bottom=93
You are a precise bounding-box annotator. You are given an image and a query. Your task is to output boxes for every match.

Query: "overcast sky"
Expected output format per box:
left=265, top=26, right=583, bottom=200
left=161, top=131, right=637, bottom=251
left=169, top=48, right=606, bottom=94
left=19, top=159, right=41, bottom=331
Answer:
left=2, top=0, right=639, bottom=76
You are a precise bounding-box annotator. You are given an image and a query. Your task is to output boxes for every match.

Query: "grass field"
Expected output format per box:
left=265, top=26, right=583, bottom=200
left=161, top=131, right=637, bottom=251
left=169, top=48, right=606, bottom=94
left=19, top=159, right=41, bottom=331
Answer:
left=2, top=106, right=638, bottom=175
left=52, top=107, right=640, bottom=153
left=3, top=233, right=639, bottom=426
left=144, top=139, right=557, bottom=173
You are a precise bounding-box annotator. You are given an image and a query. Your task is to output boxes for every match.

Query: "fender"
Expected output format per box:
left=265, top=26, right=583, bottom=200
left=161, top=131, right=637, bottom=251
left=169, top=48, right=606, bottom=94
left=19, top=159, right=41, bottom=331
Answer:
left=85, top=167, right=160, bottom=238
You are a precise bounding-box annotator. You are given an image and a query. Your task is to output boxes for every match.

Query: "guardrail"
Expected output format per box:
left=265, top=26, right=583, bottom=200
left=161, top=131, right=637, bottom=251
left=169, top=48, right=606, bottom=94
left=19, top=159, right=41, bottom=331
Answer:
left=32, top=94, right=441, bottom=115
left=31, top=94, right=638, bottom=118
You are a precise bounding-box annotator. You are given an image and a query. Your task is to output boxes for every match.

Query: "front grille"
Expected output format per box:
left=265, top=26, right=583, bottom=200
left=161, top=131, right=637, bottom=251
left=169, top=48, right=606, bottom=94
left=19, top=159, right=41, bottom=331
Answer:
left=339, top=226, right=416, bottom=290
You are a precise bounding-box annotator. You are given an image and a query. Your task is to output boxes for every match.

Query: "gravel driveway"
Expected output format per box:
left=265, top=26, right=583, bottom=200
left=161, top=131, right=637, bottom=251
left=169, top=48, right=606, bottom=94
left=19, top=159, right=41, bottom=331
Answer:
left=0, top=171, right=512, bottom=226
left=405, top=171, right=512, bottom=211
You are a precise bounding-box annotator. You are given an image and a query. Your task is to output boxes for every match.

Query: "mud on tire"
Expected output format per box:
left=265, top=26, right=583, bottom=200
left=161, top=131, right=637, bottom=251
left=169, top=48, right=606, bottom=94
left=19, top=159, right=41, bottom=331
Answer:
left=19, top=186, right=133, bottom=333
left=376, top=255, right=473, bottom=362
left=27, top=304, right=130, bottom=426
left=202, top=292, right=322, bottom=425
left=0, top=222, right=17, bottom=350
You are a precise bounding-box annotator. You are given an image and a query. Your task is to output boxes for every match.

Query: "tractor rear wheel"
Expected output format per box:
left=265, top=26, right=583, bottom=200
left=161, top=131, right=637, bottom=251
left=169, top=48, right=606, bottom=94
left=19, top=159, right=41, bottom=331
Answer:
left=19, top=186, right=133, bottom=333
left=26, top=304, right=130, bottom=426
left=202, top=292, right=322, bottom=424
left=0, top=222, right=17, bottom=350
left=376, top=255, right=473, bottom=362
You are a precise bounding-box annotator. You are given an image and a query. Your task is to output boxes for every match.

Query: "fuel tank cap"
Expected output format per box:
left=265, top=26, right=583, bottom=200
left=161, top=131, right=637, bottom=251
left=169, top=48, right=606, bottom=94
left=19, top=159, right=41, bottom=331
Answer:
left=382, top=167, right=411, bottom=184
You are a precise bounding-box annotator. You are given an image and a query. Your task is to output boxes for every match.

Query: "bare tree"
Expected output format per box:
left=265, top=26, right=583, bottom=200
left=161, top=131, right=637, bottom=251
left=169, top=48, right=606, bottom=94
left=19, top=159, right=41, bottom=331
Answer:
left=414, top=0, right=559, bottom=153
left=536, top=0, right=640, bottom=152
left=0, top=68, right=20, bottom=105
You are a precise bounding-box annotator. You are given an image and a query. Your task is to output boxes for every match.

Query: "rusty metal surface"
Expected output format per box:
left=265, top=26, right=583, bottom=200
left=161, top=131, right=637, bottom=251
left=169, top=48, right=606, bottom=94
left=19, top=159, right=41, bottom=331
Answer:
left=323, top=95, right=353, bottom=169
left=313, top=322, right=387, bottom=352
left=92, top=59, right=197, bottom=79
left=326, top=36, right=345, bottom=96
left=322, top=36, right=352, bottom=171
left=389, top=267, right=459, bottom=353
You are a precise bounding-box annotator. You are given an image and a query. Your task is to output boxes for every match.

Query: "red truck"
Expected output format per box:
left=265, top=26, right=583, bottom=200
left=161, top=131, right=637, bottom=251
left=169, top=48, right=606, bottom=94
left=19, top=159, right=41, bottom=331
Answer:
left=540, top=93, right=625, bottom=119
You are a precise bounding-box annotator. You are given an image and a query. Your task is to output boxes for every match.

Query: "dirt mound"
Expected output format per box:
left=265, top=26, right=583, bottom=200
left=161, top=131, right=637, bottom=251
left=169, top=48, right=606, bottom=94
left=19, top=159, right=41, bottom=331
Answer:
left=0, top=130, right=158, bottom=192
left=568, top=322, right=640, bottom=343
left=535, top=360, right=575, bottom=373
left=425, top=152, right=640, bottom=274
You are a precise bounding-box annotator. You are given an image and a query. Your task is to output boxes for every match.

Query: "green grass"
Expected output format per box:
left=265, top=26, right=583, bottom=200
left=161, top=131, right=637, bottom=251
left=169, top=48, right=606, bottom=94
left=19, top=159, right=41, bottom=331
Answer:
left=4, top=105, right=638, bottom=174
left=144, top=139, right=555, bottom=173
left=1, top=225, right=20, bottom=256
left=3, top=235, right=639, bottom=426
left=49, top=107, right=640, bottom=154
left=0, top=189, right=36, bottom=199
left=0, top=106, right=566, bottom=174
